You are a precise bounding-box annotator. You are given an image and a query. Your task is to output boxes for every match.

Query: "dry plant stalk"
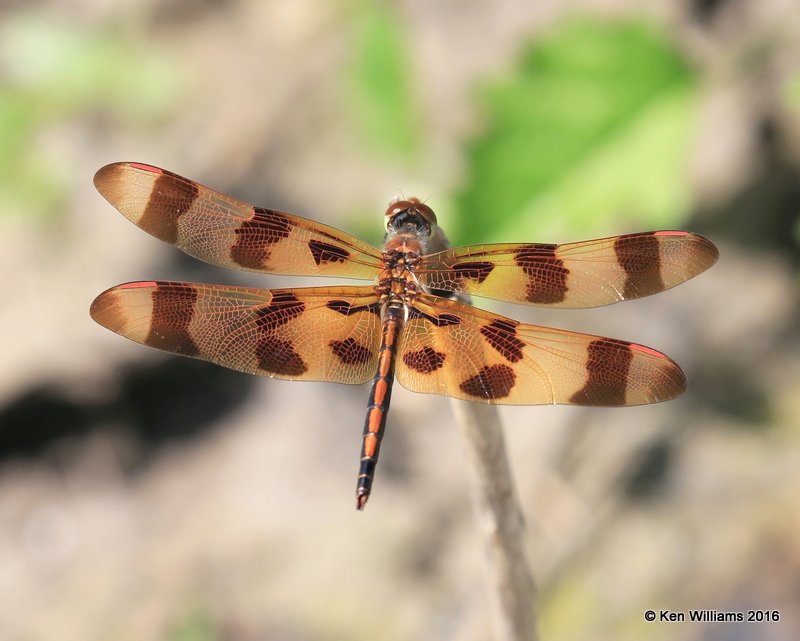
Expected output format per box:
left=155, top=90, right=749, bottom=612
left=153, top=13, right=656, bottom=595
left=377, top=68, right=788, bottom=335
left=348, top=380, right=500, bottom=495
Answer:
left=450, top=399, right=538, bottom=641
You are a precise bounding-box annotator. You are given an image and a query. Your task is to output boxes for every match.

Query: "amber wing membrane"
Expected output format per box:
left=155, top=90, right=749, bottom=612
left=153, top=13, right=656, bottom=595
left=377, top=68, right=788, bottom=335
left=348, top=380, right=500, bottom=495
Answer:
left=94, top=162, right=384, bottom=279
left=90, top=282, right=382, bottom=384
left=396, top=294, right=686, bottom=405
left=417, top=232, right=718, bottom=308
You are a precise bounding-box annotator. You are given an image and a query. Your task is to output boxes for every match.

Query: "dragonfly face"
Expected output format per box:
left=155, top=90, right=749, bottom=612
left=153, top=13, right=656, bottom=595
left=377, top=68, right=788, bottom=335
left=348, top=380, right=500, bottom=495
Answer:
left=386, top=197, right=436, bottom=229
left=91, top=162, right=718, bottom=509
left=385, top=198, right=432, bottom=259
left=385, top=198, right=450, bottom=259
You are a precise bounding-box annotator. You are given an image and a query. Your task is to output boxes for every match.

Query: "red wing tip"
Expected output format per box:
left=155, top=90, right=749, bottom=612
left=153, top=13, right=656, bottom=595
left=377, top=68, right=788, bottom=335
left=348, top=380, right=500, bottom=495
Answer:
left=119, top=281, right=159, bottom=289
left=630, top=343, right=668, bottom=358
left=127, top=162, right=164, bottom=174
left=654, top=230, right=689, bottom=237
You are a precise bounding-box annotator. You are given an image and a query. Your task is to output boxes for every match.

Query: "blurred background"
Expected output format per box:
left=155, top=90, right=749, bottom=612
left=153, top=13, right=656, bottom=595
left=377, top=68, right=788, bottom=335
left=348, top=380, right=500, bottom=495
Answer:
left=1, top=0, right=799, bottom=640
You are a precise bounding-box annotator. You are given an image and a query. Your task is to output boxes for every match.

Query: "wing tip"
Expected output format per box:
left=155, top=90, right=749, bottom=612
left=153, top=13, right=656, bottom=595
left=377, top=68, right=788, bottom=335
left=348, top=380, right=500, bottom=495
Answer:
left=638, top=346, right=688, bottom=404
left=686, top=231, right=719, bottom=270
left=90, top=281, right=159, bottom=333
left=94, top=161, right=164, bottom=197
left=664, top=361, right=688, bottom=401
left=89, top=286, right=122, bottom=332
left=703, top=237, right=719, bottom=267
left=661, top=230, right=720, bottom=273
left=93, top=162, right=121, bottom=192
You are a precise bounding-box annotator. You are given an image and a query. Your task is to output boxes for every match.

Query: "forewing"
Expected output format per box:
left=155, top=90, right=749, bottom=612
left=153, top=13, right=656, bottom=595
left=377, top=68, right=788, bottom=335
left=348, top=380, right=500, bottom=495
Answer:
left=90, top=282, right=381, bottom=384
left=396, top=294, right=686, bottom=405
left=94, top=162, right=384, bottom=279
left=417, top=232, right=718, bottom=308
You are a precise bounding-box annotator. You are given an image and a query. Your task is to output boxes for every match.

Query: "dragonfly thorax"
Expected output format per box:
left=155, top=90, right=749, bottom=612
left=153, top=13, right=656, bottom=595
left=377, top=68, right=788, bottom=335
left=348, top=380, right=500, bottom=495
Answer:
left=377, top=247, right=421, bottom=304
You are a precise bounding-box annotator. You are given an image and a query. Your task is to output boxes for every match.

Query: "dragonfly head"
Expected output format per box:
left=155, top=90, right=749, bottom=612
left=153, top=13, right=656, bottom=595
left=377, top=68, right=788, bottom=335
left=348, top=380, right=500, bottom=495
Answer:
left=385, top=198, right=437, bottom=237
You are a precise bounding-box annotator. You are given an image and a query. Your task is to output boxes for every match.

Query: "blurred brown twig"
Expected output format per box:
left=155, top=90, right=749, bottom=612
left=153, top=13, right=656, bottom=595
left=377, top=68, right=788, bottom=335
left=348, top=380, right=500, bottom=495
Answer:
left=450, top=399, right=538, bottom=641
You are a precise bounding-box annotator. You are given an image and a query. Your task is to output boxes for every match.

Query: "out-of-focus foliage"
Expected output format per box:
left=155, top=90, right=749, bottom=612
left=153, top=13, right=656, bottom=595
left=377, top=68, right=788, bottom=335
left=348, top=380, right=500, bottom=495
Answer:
left=0, top=12, right=182, bottom=222
left=454, top=20, right=698, bottom=244
left=785, top=73, right=800, bottom=111
left=167, top=610, right=216, bottom=641
left=348, top=2, right=421, bottom=159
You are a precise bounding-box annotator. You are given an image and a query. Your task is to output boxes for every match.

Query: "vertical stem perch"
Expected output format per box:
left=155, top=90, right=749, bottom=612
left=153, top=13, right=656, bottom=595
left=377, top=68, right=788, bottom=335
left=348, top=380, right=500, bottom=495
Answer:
left=450, top=399, right=538, bottom=641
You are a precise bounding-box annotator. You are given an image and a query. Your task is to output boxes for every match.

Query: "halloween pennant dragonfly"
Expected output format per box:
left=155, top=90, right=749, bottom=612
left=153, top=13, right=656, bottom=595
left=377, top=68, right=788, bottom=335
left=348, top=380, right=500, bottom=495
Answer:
left=90, top=162, right=718, bottom=509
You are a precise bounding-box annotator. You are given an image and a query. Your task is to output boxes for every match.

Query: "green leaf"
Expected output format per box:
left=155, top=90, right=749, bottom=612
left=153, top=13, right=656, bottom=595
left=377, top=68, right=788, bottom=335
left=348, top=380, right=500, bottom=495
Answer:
left=783, top=72, right=800, bottom=114
left=454, top=19, right=698, bottom=244
left=168, top=609, right=217, bottom=641
left=348, top=2, right=421, bottom=159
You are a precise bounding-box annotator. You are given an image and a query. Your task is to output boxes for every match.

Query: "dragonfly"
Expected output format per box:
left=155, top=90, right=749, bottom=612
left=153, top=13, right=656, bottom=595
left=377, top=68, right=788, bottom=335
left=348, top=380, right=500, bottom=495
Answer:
left=90, top=162, right=718, bottom=509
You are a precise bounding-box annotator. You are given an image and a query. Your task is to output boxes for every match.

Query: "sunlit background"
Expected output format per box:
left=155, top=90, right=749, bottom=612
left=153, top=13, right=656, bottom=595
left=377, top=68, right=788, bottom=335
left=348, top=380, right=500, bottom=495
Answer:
left=1, top=1, right=799, bottom=640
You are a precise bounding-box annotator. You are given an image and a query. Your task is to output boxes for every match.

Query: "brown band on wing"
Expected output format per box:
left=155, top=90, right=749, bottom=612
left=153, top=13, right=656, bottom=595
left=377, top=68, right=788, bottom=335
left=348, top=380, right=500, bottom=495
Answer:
left=569, top=338, right=633, bottom=406
left=330, top=338, right=373, bottom=365
left=480, top=319, right=525, bottom=363
left=326, top=300, right=381, bottom=316
left=255, top=336, right=308, bottom=376
left=514, top=244, right=569, bottom=304
left=254, top=292, right=306, bottom=331
left=614, top=232, right=663, bottom=299
left=308, top=240, right=350, bottom=265
left=138, top=170, right=199, bottom=244
left=451, top=261, right=496, bottom=284
left=230, top=208, right=292, bottom=269
left=402, top=347, right=446, bottom=374
left=408, top=307, right=462, bottom=327
left=146, top=283, right=200, bottom=356
left=459, top=364, right=516, bottom=400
